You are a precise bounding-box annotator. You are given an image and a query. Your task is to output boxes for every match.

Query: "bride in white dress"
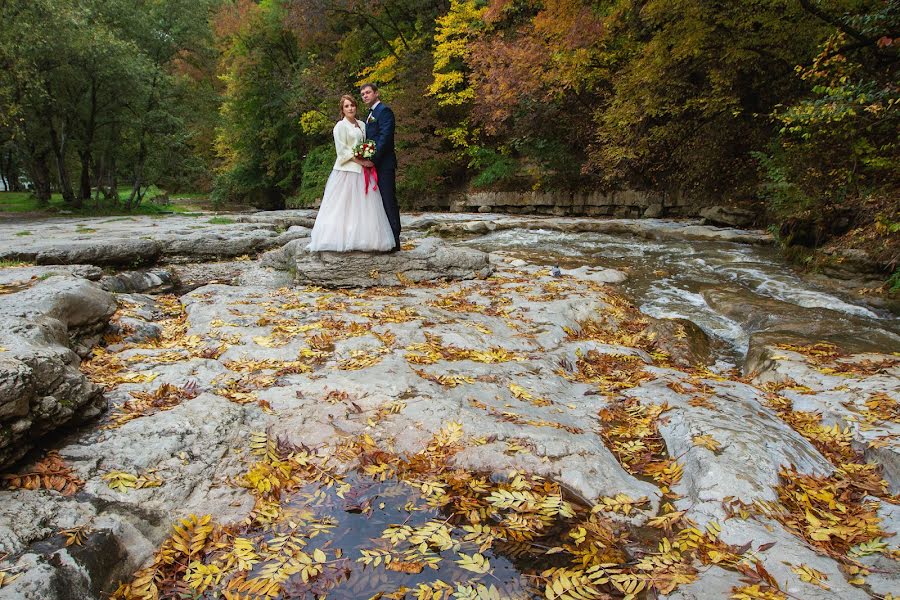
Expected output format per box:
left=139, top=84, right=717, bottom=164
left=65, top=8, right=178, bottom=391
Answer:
left=307, top=95, right=396, bottom=252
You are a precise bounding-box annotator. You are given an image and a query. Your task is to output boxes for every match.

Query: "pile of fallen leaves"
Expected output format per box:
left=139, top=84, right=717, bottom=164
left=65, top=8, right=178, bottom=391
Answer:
left=763, top=393, right=858, bottom=464
left=735, top=384, right=900, bottom=585
left=105, top=382, right=200, bottom=428
left=775, top=342, right=900, bottom=377
left=558, top=349, right=654, bottom=396
left=596, top=397, right=800, bottom=599
left=1, top=450, right=83, bottom=496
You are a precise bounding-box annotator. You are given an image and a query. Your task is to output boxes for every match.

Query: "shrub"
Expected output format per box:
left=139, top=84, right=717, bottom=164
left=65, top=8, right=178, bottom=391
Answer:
left=288, top=143, right=335, bottom=208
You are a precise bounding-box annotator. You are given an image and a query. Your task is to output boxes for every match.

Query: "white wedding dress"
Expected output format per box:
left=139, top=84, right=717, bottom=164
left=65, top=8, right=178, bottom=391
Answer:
left=307, top=118, right=395, bottom=252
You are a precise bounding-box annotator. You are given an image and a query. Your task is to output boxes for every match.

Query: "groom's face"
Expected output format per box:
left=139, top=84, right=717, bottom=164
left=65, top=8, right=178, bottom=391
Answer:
left=361, top=86, right=378, bottom=107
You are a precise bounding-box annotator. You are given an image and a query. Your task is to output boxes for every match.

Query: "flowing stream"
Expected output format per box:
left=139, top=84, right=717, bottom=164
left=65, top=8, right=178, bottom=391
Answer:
left=454, top=226, right=900, bottom=365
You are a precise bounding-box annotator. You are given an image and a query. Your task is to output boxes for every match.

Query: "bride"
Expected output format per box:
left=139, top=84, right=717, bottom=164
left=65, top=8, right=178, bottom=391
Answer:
left=307, top=95, right=396, bottom=252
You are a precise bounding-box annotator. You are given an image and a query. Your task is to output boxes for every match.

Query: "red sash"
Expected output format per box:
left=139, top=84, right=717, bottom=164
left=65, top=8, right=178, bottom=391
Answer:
left=364, top=166, right=379, bottom=194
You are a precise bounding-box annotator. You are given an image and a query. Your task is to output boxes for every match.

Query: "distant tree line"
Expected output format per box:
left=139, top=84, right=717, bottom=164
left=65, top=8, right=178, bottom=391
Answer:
left=0, top=0, right=219, bottom=208
left=1, top=0, right=897, bottom=242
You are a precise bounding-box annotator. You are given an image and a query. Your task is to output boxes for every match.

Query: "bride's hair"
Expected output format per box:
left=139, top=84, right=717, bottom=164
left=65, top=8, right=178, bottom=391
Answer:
left=339, top=94, right=357, bottom=119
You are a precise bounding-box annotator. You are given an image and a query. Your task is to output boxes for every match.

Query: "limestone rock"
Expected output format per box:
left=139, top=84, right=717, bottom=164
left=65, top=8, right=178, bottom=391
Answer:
left=234, top=210, right=317, bottom=230
left=745, top=337, right=900, bottom=493
left=699, top=204, right=758, bottom=228
left=1, top=238, right=161, bottom=267
left=287, top=237, right=493, bottom=287
left=0, top=277, right=116, bottom=469
left=100, top=269, right=176, bottom=294
left=566, top=266, right=628, bottom=285
left=156, top=228, right=279, bottom=261
left=646, top=317, right=713, bottom=367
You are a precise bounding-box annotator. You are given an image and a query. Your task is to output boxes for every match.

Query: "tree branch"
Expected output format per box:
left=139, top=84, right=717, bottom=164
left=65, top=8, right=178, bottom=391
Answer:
left=798, top=0, right=874, bottom=47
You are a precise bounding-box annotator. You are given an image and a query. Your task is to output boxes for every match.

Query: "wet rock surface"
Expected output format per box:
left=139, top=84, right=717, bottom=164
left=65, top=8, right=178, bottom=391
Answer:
left=0, top=211, right=897, bottom=599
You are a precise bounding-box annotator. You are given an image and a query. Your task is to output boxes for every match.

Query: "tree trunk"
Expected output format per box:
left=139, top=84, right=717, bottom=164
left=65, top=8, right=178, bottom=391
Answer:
left=127, top=139, right=146, bottom=209
left=0, top=149, right=9, bottom=191
left=79, top=151, right=92, bottom=200
left=47, top=118, right=78, bottom=207
left=78, top=78, right=98, bottom=200
left=104, top=122, right=120, bottom=202
left=9, top=156, right=22, bottom=192
left=28, top=150, right=52, bottom=206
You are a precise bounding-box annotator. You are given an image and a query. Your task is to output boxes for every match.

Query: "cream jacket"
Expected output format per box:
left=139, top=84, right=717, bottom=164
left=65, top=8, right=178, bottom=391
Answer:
left=332, top=118, right=367, bottom=173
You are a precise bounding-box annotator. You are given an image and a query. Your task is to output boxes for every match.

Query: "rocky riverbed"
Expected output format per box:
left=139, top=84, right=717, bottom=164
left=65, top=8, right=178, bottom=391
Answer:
left=0, top=211, right=897, bottom=600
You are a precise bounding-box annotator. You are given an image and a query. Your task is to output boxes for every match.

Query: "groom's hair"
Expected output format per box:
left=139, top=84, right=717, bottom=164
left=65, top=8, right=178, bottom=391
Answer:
left=360, top=83, right=378, bottom=93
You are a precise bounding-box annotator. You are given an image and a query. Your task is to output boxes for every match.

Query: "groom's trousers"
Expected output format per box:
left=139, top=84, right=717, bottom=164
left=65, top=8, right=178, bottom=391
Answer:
left=378, top=166, right=401, bottom=250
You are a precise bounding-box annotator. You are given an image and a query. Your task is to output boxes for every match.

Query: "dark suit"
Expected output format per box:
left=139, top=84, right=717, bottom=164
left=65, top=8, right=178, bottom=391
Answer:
left=365, top=102, right=400, bottom=250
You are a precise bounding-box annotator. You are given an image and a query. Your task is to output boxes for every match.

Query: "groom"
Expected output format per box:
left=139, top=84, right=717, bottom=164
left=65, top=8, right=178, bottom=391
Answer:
left=361, top=83, right=401, bottom=252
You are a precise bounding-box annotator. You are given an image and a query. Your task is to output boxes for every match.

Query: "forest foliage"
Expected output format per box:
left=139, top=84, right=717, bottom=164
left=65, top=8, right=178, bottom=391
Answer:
left=0, top=0, right=897, bottom=239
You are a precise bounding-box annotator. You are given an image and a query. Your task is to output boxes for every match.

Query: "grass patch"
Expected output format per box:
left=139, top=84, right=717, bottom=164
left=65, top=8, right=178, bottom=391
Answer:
left=0, top=188, right=203, bottom=217
left=75, top=227, right=97, bottom=234
left=207, top=216, right=235, bottom=225
left=0, top=259, right=32, bottom=268
left=15, top=231, right=31, bottom=236
left=888, top=268, right=900, bottom=293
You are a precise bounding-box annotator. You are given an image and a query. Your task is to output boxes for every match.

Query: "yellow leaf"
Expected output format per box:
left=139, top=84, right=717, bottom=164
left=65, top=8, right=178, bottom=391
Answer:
left=692, top=434, right=722, bottom=452
left=455, top=552, right=490, bottom=574
left=790, top=564, right=830, bottom=590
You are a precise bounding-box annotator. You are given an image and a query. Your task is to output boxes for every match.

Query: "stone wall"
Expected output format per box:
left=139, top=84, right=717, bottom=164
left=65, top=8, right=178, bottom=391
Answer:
left=410, top=189, right=707, bottom=218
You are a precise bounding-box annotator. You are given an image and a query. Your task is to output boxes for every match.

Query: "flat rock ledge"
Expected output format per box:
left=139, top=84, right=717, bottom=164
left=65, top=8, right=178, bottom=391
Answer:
left=0, top=220, right=310, bottom=267
left=263, top=237, right=494, bottom=287
left=0, top=276, right=116, bottom=469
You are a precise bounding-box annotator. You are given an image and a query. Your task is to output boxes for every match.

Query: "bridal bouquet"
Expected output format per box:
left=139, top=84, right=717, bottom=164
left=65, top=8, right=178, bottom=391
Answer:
left=353, top=140, right=378, bottom=193
left=353, top=140, right=376, bottom=160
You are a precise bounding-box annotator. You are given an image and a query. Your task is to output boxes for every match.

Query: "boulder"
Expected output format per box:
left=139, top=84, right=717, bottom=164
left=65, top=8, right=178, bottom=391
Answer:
left=646, top=317, right=714, bottom=367
left=100, top=269, right=176, bottom=295
left=0, top=277, right=116, bottom=469
left=283, top=237, right=494, bottom=287
left=699, top=205, right=758, bottom=228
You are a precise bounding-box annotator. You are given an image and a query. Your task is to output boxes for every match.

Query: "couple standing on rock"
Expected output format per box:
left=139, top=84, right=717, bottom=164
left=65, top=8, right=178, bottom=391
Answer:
left=307, top=84, right=402, bottom=254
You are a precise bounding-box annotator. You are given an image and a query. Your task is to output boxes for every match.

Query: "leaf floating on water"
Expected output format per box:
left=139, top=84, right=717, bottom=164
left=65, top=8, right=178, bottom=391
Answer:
left=455, top=552, right=490, bottom=574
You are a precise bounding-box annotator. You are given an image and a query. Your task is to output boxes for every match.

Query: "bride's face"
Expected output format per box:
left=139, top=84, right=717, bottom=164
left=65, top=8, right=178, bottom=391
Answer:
left=343, top=100, right=356, bottom=118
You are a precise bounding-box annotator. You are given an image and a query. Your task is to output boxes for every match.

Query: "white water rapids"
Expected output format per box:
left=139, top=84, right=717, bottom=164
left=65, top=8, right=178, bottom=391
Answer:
left=456, top=226, right=898, bottom=363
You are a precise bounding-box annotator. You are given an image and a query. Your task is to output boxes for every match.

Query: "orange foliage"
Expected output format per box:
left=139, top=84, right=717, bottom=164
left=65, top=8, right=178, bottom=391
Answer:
left=212, top=0, right=259, bottom=42
left=468, top=0, right=605, bottom=133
